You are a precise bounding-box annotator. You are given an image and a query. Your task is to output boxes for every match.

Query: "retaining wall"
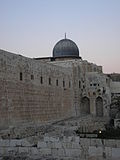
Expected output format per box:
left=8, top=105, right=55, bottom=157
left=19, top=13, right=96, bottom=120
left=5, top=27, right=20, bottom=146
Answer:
left=0, top=136, right=120, bottom=159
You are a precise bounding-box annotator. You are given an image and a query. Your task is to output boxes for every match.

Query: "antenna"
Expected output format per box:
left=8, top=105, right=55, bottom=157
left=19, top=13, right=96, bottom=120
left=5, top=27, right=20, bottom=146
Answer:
left=65, top=33, right=66, bottom=39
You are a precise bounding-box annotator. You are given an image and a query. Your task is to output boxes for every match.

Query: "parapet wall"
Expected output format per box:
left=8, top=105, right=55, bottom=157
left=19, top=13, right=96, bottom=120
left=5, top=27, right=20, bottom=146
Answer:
left=0, top=136, right=120, bottom=160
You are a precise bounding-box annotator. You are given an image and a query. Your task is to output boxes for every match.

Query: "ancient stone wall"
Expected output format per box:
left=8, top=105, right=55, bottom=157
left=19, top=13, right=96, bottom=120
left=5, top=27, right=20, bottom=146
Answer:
left=110, top=81, right=120, bottom=94
left=0, top=50, right=74, bottom=129
left=0, top=136, right=120, bottom=160
left=84, top=72, right=111, bottom=117
left=49, top=59, right=110, bottom=117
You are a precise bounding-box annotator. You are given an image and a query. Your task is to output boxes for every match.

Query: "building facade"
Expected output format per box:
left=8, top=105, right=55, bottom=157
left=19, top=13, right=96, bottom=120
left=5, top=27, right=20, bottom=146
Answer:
left=0, top=37, right=119, bottom=129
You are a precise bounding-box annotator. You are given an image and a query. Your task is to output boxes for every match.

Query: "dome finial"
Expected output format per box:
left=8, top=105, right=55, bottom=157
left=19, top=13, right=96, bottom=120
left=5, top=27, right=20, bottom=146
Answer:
left=65, top=33, right=66, bottom=39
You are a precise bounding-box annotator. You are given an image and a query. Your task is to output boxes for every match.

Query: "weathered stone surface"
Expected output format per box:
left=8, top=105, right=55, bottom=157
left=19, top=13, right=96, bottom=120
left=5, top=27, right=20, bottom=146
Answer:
left=65, top=148, right=81, bottom=157
left=89, top=146, right=103, bottom=156
left=0, top=49, right=112, bottom=129
left=0, top=47, right=120, bottom=160
left=0, top=137, right=120, bottom=159
left=90, top=138, right=103, bottom=146
left=112, top=148, right=120, bottom=158
left=0, top=50, right=74, bottom=129
left=37, top=141, right=47, bottom=148
left=0, top=140, right=10, bottom=147
left=39, top=148, right=52, bottom=155
left=54, top=142, right=62, bottom=149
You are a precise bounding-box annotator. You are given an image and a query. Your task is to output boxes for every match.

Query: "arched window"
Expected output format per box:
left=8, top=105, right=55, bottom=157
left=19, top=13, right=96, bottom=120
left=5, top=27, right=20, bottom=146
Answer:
left=81, top=97, right=90, bottom=114
left=96, top=97, right=103, bottom=117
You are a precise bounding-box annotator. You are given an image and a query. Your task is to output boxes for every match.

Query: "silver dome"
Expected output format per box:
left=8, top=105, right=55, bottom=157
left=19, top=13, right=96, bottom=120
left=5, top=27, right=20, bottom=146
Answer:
left=53, top=38, right=79, bottom=58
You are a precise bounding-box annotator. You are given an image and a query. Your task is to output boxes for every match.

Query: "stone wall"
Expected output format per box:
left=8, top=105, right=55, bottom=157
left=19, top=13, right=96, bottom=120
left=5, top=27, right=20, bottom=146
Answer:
left=50, top=59, right=110, bottom=117
left=85, top=72, right=111, bottom=117
left=0, top=136, right=120, bottom=159
left=110, top=81, right=120, bottom=94
left=0, top=50, right=74, bottom=129
left=0, top=49, right=112, bottom=129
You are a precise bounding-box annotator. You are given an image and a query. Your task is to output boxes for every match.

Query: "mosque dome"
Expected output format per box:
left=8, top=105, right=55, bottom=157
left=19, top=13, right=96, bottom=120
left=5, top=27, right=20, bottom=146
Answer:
left=53, top=37, right=79, bottom=58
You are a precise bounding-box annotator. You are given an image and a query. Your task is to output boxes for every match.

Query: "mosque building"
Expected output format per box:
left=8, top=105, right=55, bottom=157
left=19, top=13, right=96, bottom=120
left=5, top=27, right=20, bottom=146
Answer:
left=0, top=36, right=120, bottom=129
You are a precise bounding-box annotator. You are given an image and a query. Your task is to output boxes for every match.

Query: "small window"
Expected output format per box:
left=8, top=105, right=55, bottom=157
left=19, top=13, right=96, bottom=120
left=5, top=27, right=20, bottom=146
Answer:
left=83, top=85, right=85, bottom=89
left=49, top=77, right=51, bottom=85
left=69, top=81, right=71, bottom=88
left=103, top=87, right=106, bottom=94
left=90, top=83, right=92, bottom=86
left=20, top=72, right=22, bottom=81
left=40, top=76, right=43, bottom=84
left=31, top=74, right=34, bottom=80
left=63, top=80, right=65, bottom=87
left=93, top=83, right=97, bottom=86
left=97, top=89, right=101, bottom=92
left=56, top=79, right=58, bottom=86
left=79, top=81, right=80, bottom=88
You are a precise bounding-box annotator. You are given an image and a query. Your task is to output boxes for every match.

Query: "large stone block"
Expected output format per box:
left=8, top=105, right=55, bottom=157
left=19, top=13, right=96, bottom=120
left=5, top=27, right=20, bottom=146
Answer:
left=18, top=147, right=29, bottom=154
left=0, top=147, right=18, bottom=155
left=21, top=139, right=33, bottom=147
left=105, top=146, right=112, bottom=158
left=72, top=142, right=81, bottom=149
left=62, top=142, right=72, bottom=149
left=90, top=138, right=103, bottom=146
left=65, top=148, right=81, bottom=157
left=112, top=148, right=120, bottom=158
left=74, top=136, right=80, bottom=143
left=68, top=136, right=73, bottom=142
left=58, top=148, right=65, bottom=157
left=39, top=148, right=51, bottom=156
left=49, top=137, right=59, bottom=142
left=37, top=141, right=47, bottom=148
left=89, top=146, right=103, bottom=157
left=9, top=140, right=22, bottom=147
left=44, top=136, right=50, bottom=142
left=51, top=148, right=58, bottom=157
left=29, top=147, right=39, bottom=155
left=51, top=148, right=65, bottom=157
left=54, top=142, right=62, bottom=148
left=116, top=140, right=120, bottom=148
left=105, top=139, right=116, bottom=147
left=79, top=138, right=90, bottom=146
left=0, top=140, right=10, bottom=147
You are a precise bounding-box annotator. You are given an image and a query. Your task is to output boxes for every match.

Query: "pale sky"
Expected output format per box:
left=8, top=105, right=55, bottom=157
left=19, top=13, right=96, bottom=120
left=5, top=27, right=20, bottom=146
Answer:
left=0, top=0, right=120, bottom=73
